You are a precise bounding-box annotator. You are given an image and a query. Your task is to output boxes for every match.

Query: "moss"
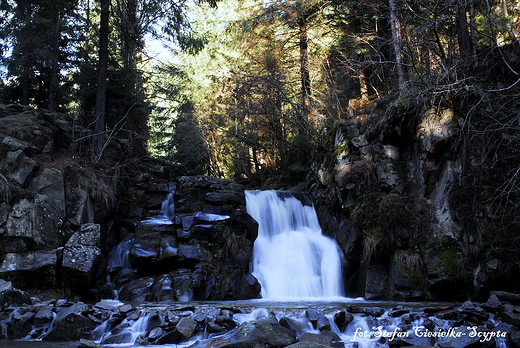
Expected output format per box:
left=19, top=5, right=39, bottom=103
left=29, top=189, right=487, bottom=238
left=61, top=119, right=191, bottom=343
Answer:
left=428, top=248, right=460, bottom=279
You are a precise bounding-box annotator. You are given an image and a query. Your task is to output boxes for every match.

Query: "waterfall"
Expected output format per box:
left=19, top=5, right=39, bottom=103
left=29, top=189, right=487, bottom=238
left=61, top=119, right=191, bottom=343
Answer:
left=160, top=189, right=175, bottom=220
left=246, top=190, right=344, bottom=300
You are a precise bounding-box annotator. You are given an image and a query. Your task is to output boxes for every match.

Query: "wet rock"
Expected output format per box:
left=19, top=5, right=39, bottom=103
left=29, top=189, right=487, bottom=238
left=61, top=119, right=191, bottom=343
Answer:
left=9, top=313, right=34, bottom=339
left=176, top=317, right=198, bottom=340
left=151, top=274, right=174, bottom=302
left=158, top=236, right=178, bottom=261
left=171, top=269, right=193, bottom=301
left=305, top=309, right=330, bottom=331
left=436, top=325, right=489, bottom=348
left=129, top=224, right=162, bottom=266
left=287, top=342, right=330, bottom=348
left=333, top=310, right=354, bottom=331
left=78, top=338, right=102, bottom=348
left=148, top=327, right=163, bottom=340
left=499, top=304, right=520, bottom=327
left=33, top=305, right=54, bottom=326
left=298, top=332, right=342, bottom=346
left=482, top=293, right=501, bottom=312
left=188, top=317, right=296, bottom=348
left=491, top=291, right=520, bottom=305
left=347, top=306, right=385, bottom=317
left=456, top=301, right=489, bottom=324
left=0, top=280, right=31, bottom=307
left=43, top=303, right=97, bottom=341
left=118, top=277, right=155, bottom=302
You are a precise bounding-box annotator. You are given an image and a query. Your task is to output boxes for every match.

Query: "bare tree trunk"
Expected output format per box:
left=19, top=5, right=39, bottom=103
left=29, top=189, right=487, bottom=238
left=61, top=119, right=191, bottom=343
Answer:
left=93, top=0, right=109, bottom=159
left=388, top=0, right=407, bottom=92
left=501, top=0, right=516, bottom=41
left=48, top=16, right=60, bottom=112
left=359, top=67, right=369, bottom=101
left=299, top=16, right=312, bottom=130
left=456, top=0, right=472, bottom=60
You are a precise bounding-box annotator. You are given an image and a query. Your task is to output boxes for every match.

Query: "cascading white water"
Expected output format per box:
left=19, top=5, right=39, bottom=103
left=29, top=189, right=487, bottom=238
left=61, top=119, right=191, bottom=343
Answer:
left=160, top=189, right=175, bottom=220
left=246, top=190, right=344, bottom=300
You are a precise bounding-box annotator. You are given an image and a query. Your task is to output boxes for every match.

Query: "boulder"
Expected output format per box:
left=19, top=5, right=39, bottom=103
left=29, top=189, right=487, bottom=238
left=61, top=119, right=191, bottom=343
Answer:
left=118, top=277, right=155, bottom=302
left=5, top=195, right=67, bottom=249
left=171, top=269, right=193, bottom=301
left=364, top=263, right=389, bottom=300
left=151, top=274, right=175, bottom=302
left=333, top=310, right=354, bottom=332
left=33, top=305, right=55, bottom=326
left=43, top=303, right=98, bottom=341
left=28, top=167, right=66, bottom=214
left=456, top=301, right=489, bottom=324
left=491, top=291, right=520, bottom=305
left=4, top=150, right=38, bottom=186
left=158, top=236, right=178, bottom=261
left=188, top=318, right=296, bottom=348
left=61, top=223, right=102, bottom=297
left=0, top=250, right=59, bottom=289
left=178, top=244, right=211, bottom=263
left=176, top=317, right=198, bottom=340
left=0, top=279, right=31, bottom=307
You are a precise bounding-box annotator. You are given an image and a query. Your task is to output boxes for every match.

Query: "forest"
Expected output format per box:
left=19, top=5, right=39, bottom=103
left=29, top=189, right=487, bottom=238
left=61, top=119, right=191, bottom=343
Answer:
left=0, top=0, right=518, bottom=182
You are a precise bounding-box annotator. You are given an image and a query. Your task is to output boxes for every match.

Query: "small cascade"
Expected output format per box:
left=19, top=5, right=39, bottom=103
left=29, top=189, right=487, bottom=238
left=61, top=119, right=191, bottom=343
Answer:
left=95, top=310, right=152, bottom=345
left=105, top=187, right=176, bottom=299
left=161, top=189, right=175, bottom=220
left=246, top=190, right=344, bottom=299
left=141, top=187, right=176, bottom=224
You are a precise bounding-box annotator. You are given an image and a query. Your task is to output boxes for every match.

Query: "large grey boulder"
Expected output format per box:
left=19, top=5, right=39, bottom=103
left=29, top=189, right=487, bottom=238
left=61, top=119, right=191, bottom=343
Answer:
left=28, top=167, right=66, bottom=214
left=43, top=303, right=98, bottom=341
left=4, top=150, right=38, bottom=186
left=0, top=250, right=59, bottom=289
left=5, top=195, right=67, bottom=249
left=188, top=318, right=296, bottom=348
left=0, top=279, right=31, bottom=307
left=61, top=223, right=102, bottom=297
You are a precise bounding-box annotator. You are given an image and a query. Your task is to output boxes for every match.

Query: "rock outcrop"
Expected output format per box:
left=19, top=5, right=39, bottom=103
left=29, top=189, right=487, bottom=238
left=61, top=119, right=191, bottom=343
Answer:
left=0, top=105, right=259, bottom=301
left=111, top=174, right=260, bottom=302
left=311, top=93, right=520, bottom=301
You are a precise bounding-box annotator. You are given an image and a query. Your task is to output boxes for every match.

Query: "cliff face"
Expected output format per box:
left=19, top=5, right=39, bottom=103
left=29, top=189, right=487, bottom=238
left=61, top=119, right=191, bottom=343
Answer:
left=0, top=105, right=260, bottom=302
left=310, top=44, right=520, bottom=300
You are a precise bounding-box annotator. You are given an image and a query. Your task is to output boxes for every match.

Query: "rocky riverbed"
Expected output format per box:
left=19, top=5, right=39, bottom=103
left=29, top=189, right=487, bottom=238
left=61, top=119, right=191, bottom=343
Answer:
left=1, top=279, right=520, bottom=347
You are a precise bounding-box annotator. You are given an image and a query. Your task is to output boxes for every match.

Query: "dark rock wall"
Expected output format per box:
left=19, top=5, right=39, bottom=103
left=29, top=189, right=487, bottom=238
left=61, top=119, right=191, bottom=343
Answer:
left=112, top=174, right=260, bottom=302
left=0, top=105, right=260, bottom=301
left=309, top=92, right=520, bottom=301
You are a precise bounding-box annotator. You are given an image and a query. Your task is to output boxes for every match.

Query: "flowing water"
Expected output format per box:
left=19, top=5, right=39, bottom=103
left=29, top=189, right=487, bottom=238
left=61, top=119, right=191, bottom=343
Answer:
left=246, top=190, right=344, bottom=300
left=1, top=189, right=507, bottom=348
